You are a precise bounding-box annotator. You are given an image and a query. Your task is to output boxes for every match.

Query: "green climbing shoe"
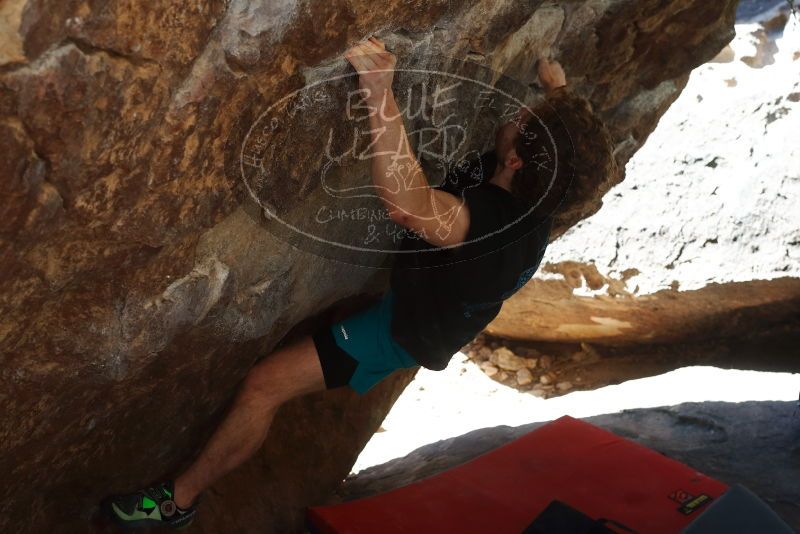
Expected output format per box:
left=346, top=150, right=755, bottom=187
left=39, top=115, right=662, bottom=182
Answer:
left=104, top=479, right=198, bottom=530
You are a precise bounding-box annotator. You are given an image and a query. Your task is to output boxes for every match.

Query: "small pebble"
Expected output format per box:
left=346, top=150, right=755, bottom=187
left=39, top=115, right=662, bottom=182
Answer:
left=556, top=381, right=573, bottom=392
left=490, top=347, right=529, bottom=371
left=516, top=368, right=533, bottom=386
left=480, top=362, right=499, bottom=377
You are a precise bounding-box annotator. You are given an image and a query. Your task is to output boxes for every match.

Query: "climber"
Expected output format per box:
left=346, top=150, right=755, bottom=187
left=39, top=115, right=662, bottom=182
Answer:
left=103, top=37, right=570, bottom=529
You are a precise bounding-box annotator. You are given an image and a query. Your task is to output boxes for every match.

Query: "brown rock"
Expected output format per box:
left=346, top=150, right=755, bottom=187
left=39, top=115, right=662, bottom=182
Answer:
left=488, top=279, right=800, bottom=346
left=516, top=368, right=534, bottom=386
left=480, top=362, right=499, bottom=377
left=556, top=381, right=574, bottom=392
left=489, top=347, right=529, bottom=371
left=477, top=346, right=493, bottom=360
left=0, top=0, right=740, bottom=531
left=530, top=387, right=548, bottom=398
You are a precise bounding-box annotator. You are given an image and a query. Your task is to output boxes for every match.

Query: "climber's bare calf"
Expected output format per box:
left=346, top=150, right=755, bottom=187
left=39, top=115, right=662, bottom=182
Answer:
left=172, top=334, right=325, bottom=509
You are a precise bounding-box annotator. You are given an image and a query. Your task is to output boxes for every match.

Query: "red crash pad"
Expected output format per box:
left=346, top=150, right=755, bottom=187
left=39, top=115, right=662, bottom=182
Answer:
left=308, top=416, right=728, bottom=534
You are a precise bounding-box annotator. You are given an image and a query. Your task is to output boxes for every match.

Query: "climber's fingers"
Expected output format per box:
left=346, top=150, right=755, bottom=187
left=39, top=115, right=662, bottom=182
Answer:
left=345, top=38, right=397, bottom=99
left=359, top=39, right=395, bottom=69
left=368, top=36, right=386, bottom=51
left=536, top=57, right=567, bottom=93
left=345, top=39, right=395, bottom=72
left=345, top=43, right=379, bottom=72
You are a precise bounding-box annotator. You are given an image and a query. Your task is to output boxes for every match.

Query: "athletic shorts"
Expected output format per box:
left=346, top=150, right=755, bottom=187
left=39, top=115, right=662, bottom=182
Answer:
left=311, top=289, right=419, bottom=395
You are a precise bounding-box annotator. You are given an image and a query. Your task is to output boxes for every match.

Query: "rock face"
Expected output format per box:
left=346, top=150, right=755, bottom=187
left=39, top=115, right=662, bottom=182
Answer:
left=487, top=277, right=800, bottom=344
left=343, top=401, right=800, bottom=530
left=0, top=1, right=737, bottom=532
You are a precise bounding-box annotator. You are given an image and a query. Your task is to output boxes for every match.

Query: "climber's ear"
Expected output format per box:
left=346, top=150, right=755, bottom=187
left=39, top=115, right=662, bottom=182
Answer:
left=504, top=150, right=523, bottom=171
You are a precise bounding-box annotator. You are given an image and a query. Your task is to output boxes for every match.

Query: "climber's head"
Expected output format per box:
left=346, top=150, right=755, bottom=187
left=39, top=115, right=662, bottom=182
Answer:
left=493, top=103, right=573, bottom=211
left=493, top=108, right=528, bottom=174
left=496, top=91, right=617, bottom=224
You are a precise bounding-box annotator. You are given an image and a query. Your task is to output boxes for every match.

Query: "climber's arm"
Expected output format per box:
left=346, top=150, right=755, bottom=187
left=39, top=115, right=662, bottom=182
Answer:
left=345, top=38, right=470, bottom=247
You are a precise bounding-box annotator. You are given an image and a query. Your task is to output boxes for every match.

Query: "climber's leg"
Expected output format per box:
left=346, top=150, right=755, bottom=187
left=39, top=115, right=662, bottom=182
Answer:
left=172, top=334, right=326, bottom=509
left=105, top=290, right=419, bottom=529
left=104, top=334, right=335, bottom=529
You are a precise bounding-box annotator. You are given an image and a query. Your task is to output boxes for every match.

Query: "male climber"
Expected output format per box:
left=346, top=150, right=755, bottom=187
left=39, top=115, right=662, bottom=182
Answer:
left=104, top=37, right=572, bottom=529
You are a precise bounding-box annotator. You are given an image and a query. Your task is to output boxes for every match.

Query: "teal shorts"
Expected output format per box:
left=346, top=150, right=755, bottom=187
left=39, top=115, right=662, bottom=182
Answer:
left=311, top=289, right=419, bottom=394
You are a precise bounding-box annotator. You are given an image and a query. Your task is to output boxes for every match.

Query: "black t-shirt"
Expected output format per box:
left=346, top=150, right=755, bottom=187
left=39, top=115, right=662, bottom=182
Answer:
left=389, top=151, right=553, bottom=370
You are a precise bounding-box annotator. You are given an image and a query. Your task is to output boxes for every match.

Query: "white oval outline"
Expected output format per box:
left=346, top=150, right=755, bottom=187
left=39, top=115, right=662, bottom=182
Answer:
left=239, top=67, right=558, bottom=255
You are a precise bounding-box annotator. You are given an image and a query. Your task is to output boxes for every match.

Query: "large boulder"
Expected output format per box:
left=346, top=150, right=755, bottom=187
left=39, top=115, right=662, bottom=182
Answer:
left=487, top=277, right=800, bottom=345
left=0, top=0, right=737, bottom=532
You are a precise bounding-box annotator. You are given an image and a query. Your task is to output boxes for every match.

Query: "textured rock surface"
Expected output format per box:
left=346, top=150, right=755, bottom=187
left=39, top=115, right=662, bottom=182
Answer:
left=343, top=401, right=800, bottom=529
left=487, top=277, right=800, bottom=344
left=0, top=0, right=737, bottom=532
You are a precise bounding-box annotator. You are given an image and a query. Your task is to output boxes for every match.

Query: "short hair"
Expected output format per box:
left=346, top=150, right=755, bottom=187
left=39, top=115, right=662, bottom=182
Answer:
left=511, top=88, right=618, bottom=234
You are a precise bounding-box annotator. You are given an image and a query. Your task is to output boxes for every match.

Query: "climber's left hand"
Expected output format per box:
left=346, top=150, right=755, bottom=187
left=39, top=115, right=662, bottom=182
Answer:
left=344, top=37, right=396, bottom=103
left=537, top=56, right=567, bottom=94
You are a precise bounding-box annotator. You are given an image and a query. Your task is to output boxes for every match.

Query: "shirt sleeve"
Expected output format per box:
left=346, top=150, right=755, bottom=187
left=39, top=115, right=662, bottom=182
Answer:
left=461, top=186, right=507, bottom=246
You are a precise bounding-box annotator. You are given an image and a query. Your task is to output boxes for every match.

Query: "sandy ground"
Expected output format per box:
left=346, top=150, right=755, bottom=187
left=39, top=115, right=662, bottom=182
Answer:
left=354, top=12, right=800, bottom=473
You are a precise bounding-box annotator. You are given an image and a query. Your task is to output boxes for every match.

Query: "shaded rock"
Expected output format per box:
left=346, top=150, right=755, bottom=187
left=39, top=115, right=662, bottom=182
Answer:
left=477, top=346, right=493, bottom=360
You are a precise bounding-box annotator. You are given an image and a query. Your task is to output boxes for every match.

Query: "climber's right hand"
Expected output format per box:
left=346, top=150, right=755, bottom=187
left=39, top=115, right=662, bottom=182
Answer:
left=344, top=37, right=397, bottom=103
left=537, top=57, right=567, bottom=94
